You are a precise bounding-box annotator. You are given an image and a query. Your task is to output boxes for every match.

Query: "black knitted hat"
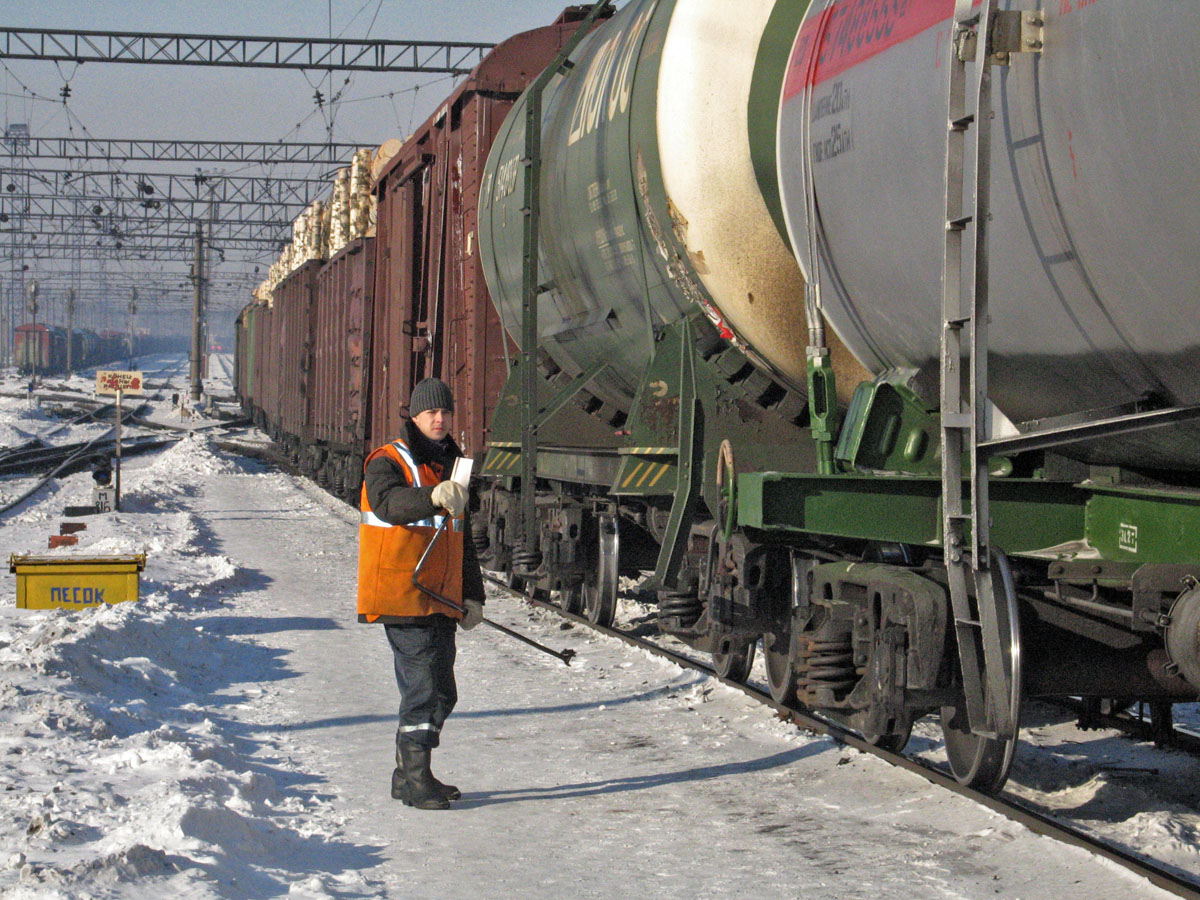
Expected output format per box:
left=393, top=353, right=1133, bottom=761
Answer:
left=409, top=377, right=454, bottom=416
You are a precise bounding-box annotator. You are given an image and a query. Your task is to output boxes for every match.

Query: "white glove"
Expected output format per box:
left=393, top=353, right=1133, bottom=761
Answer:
left=430, top=480, right=468, bottom=517
left=460, top=599, right=484, bottom=631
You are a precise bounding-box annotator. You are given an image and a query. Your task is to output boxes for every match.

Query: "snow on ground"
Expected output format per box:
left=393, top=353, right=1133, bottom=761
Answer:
left=0, top=356, right=1195, bottom=899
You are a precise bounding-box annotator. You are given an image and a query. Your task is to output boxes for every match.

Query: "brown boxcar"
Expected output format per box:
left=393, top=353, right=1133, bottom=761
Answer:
left=250, top=299, right=275, bottom=432
left=309, top=237, right=375, bottom=497
left=369, top=12, right=596, bottom=460
left=273, top=260, right=321, bottom=449
left=234, top=303, right=253, bottom=408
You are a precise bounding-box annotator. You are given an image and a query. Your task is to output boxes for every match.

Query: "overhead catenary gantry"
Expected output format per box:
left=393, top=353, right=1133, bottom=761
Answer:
left=0, top=166, right=323, bottom=260
left=6, top=220, right=288, bottom=247
left=8, top=137, right=363, bottom=165
left=0, top=22, right=486, bottom=360
left=3, top=198, right=301, bottom=227
left=0, top=27, right=493, bottom=73
left=7, top=208, right=294, bottom=233
left=1, top=167, right=328, bottom=208
left=5, top=231, right=284, bottom=259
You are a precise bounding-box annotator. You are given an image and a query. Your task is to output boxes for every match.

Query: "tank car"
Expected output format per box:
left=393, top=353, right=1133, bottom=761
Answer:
left=476, top=0, right=1200, bottom=791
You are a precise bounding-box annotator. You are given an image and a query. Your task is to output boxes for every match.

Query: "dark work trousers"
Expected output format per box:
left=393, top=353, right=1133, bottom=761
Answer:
left=385, top=615, right=458, bottom=751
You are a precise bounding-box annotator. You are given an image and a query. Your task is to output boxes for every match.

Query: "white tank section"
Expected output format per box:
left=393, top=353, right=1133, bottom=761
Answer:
left=657, top=0, right=810, bottom=388
left=778, top=1, right=1200, bottom=468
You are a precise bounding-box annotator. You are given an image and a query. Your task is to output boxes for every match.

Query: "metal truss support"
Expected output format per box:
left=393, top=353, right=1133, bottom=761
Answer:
left=3, top=232, right=279, bottom=260
left=0, top=28, right=491, bottom=74
left=8, top=137, right=362, bottom=165
left=0, top=168, right=325, bottom=207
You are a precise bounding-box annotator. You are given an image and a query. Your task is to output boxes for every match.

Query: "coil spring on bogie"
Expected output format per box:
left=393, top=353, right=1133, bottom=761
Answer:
left=512, top=546, right=543, bottom=575
left=471, top=520, right=490, bottom=554
left=797, top=635, right=857, bottom=705
left=658, top=590, right=703, bottom=628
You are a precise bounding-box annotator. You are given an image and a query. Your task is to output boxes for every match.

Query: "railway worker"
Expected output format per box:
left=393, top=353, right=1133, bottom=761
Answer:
left=357, top=377, right=486, bottom=811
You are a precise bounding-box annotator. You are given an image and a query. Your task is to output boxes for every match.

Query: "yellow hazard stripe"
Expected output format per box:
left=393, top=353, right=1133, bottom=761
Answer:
left=647, top=462, right=670, bottom=488
left=622, top=462, right=644, bottom=487
left=635, top=462, right=656, bottom=487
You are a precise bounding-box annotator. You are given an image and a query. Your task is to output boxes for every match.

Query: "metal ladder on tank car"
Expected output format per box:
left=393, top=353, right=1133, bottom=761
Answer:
left=938, top=0, right=1043, bottom=753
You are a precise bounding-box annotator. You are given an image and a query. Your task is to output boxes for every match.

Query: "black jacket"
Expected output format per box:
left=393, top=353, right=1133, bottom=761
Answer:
left=360, top=419, right=486, bottom=625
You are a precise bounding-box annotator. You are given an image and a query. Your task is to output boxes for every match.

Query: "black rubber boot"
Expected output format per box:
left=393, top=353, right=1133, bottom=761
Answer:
left=392, top=763, right=460, bottom=802
left=398, top=744, right=450, bottom=810
left=427, top=750, right=461, bottom=801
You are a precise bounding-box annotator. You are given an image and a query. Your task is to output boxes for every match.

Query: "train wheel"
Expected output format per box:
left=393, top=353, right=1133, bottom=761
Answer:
left=939, top=703, right=1014, bottom=793
left=862, top=717, right=914, bottom=754
left=762, top=630, right=800, bottom=705
left=583, top=513, right=619, bottom=627
left=505, top=568, right=550, bottom=602
left=582, top=576, right=616, bottom=627
left=940, top=550, right=1021, bottom=792
left=713, top=638, right=756, bottom=683
left=558, top=584, right=584, bottom=616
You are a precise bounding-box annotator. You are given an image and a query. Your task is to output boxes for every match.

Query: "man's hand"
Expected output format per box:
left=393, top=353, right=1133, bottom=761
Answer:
left=460, top=599, right=484, bottom=631
left=430, top=480, right=468, bottom=516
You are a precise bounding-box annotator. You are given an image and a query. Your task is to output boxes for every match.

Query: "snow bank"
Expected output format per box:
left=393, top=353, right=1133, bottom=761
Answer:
left=0, top=371, right=373, bottom=899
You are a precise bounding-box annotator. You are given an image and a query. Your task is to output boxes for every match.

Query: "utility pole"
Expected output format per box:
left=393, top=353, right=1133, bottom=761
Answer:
left=26, top=281, right=38, bottom=328
left=127, top=287, right=137, bottom=368
left=189, top=221, right=205, bottom=402
left=65, top=287, right=75, bottom=374
left=25, top=281, right=38, bottom=378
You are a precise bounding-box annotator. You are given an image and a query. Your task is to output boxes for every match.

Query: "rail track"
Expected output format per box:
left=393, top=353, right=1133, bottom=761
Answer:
left=484, top=573, right=1200, bottom=900
left=0, top=354, right=241, bottom=515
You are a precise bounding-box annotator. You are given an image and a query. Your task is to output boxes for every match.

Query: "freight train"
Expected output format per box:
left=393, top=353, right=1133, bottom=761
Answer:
left=237, top=1, right=1200, bottom=792
left=13, top=324, right=133, bottom=376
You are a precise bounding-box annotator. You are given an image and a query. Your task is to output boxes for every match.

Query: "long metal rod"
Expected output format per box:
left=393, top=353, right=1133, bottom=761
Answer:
left=412, top=519, right=575, bottom=665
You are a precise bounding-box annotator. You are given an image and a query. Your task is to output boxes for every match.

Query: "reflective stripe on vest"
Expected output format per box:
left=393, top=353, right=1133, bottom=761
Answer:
left=358, top=439, right=462, bottom=531
left=357, top=438, right=465, bottom=621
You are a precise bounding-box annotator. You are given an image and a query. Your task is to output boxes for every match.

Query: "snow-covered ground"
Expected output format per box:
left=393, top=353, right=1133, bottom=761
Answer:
left=0, top=356, right=1196, bottom=899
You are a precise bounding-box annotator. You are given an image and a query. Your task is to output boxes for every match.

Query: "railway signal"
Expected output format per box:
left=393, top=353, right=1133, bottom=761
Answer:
left=95, top=369, right=144, bottom=512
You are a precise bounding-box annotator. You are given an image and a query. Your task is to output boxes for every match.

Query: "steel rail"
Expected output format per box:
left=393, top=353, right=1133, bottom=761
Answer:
left=483, top=573, right=1200, bottom=900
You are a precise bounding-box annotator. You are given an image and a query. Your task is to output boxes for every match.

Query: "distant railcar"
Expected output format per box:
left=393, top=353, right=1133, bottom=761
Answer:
left=14, top=324, right=67, bottom=375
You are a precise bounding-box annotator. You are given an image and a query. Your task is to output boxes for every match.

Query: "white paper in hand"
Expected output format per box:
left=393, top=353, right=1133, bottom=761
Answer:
left=451, top=456, right=473, bottom=488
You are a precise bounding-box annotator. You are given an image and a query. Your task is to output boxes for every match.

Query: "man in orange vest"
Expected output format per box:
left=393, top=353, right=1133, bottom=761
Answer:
left=357, top=377, right=486, bottom=810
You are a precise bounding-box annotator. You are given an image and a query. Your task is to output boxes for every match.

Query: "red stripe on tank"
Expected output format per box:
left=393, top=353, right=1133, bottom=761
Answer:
left=783, top=0, right=980, bottom=100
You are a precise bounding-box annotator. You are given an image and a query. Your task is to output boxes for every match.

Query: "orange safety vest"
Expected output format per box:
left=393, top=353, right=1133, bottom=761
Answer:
left=357, top=439, right=464, bottom=622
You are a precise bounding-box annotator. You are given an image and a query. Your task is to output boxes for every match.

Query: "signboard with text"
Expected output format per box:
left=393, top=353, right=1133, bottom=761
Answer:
left=95, top=370, right=144, bottom=396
